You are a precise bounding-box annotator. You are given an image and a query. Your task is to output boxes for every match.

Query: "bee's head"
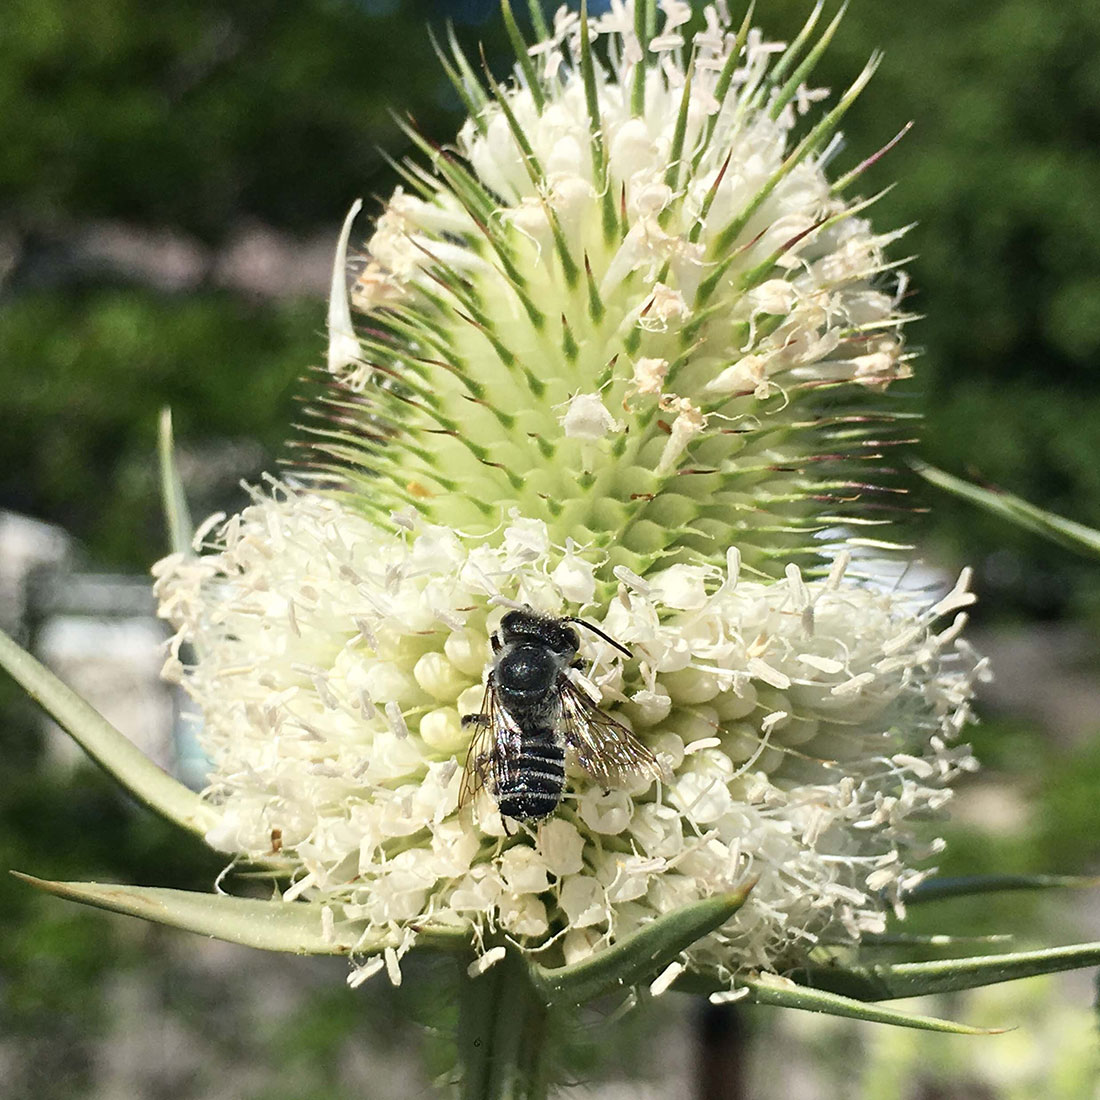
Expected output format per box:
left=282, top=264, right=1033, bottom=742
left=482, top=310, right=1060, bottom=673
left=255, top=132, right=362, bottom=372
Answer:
left=498, top=609, right=579, bottom=656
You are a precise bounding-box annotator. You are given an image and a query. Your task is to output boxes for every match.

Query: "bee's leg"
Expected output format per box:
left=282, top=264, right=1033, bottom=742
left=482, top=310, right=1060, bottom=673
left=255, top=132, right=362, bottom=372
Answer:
left=461, top=672, right=495, bottom=727
left=502, top=817, right=514, bottom=838
left=490, top=632, right=503, bottom=654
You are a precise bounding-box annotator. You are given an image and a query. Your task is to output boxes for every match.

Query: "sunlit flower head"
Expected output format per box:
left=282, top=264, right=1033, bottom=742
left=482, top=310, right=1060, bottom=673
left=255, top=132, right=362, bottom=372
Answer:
left=154, top=1, right=981, bottom=991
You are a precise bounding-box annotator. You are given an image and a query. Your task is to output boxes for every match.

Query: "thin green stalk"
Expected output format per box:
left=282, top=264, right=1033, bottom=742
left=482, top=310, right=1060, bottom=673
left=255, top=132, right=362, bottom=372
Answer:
left=458, top=951, right=553, bottom=1100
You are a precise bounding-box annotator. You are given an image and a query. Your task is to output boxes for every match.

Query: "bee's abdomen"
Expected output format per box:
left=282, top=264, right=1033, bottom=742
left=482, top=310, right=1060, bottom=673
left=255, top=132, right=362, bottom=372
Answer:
left=496, top=727, right=565, bottom=822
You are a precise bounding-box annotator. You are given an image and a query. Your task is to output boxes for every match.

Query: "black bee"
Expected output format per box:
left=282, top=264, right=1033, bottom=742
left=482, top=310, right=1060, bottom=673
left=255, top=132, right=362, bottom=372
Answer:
left=459, top=607, right=661, bottom=824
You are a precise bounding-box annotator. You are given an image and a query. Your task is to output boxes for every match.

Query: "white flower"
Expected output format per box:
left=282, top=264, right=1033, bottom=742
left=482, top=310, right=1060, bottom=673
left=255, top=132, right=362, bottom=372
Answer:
left=560, top=392, right=624, bottom=440
left=154, top=489, right=982, bottom=981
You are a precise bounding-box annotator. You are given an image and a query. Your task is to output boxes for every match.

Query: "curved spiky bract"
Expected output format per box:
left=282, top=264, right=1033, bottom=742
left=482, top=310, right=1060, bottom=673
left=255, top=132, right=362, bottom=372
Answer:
left=300, top=1, right=915, bottom=580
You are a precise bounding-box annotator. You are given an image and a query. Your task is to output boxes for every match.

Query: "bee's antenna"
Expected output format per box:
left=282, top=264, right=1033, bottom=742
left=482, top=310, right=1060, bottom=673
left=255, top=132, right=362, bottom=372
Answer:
left=561, top=618, right=632, bottom=659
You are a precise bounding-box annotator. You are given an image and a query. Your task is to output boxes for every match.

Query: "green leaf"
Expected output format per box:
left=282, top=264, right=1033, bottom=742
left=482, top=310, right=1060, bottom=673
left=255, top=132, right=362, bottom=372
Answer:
left=630, top=0, right=649, bottom=115
left=794, top=941, right=1100, bottom=1002
left=528, top=882, right=755, bottom=1005
left=13, top=873, right=470, bottom=956
left=857, top=932, right=1014, bottom=948
left=905, top=873, right=1100, bottom=904
left=912, top=459, right=1100, bottom=559
left=763, top=0, right=825, bottom=109
left=501, top=0, right=544, bottom=111
left=157, top=407, right=194, bottom=557
left=740, top=973, right=1006, bottom=1034
left=525, top=0, right=549, bottom=40
left=0, top=628, right=218, bottom=836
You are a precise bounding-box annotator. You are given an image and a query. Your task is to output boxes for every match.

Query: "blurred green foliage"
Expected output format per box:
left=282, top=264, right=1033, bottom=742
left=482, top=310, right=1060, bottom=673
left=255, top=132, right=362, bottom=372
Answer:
left=0, top=292, right=317, bottom=565
left=1, top=0, right=470, bottom=235
left=0, top=678, right=225, bottom=1099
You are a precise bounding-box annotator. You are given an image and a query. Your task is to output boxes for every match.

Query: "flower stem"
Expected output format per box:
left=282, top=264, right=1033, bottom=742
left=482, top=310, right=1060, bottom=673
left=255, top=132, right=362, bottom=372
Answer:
left=457, top=951, right=552, bottom=1100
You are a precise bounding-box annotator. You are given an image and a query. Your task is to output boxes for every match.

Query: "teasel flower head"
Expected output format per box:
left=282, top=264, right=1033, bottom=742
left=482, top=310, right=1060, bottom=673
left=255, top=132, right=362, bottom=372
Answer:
left=313, top=0, right=917, bottom=586
left=144, top=1, right=983, bottom=993
left=15, top=2, right=1021, bottom=1029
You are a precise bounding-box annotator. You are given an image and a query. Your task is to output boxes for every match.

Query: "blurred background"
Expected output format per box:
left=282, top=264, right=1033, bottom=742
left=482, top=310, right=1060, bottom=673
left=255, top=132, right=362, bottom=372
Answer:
left=2, top=1, right=1099, bottom=1096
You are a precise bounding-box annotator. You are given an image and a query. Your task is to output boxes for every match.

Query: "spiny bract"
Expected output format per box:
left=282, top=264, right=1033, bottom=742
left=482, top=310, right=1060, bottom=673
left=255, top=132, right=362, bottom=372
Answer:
left=310, top=0, right=915, bottom=585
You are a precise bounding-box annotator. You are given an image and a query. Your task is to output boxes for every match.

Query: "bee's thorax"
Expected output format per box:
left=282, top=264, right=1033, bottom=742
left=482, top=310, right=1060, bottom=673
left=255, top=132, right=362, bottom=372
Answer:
left=495, top=642, right=566, bottom=713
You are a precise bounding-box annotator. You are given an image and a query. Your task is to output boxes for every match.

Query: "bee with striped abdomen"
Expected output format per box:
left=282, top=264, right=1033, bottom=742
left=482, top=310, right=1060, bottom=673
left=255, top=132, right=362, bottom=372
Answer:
left=459, top=607, right=661, bottom=824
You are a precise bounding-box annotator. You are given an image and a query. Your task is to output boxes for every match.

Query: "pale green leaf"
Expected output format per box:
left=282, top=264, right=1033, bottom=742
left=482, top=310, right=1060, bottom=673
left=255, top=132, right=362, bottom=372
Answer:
left=157, top=407, right=194, bottom=557
left=13, top=873, right=469, bottom=956
left=0, top=628, right=218, bottom=836
left=857, top=932, right=1013, bottom=948
left=913, top=459, right=1100, bottom=558
left=794, top=941, right=1100, bottom=1002
left=14, top=872, right=358, bottom=954
left=501, top=0, right=544, bottom=111
left=741, top=973, right=1005, bottom=1034
left=525, top=0, right=548, bottom=40
left=529, top=882, right=755, bottom=1005
left=905, top=873, right=1100, bottom=904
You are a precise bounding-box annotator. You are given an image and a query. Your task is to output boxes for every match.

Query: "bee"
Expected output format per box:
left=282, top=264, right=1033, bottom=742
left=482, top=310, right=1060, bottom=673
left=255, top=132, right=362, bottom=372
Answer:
left=459, top=607, right=662, bottom=824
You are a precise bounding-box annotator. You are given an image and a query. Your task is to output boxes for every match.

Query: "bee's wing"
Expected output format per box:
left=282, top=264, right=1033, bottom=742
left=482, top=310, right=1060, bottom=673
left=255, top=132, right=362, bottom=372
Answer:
left=458, top=676, right=521, bottom=810
left=558, top=676, right=662, bottom=790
